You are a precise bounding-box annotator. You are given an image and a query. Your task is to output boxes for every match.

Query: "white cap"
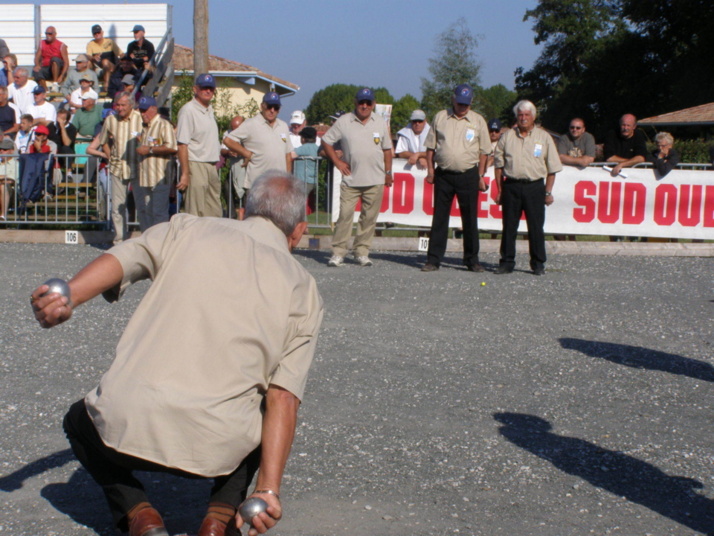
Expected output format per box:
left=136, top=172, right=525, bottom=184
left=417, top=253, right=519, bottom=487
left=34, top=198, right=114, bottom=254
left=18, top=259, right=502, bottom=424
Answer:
left=290, top=110, right=305, bottom=125
left=82, top=89, right=99, bottom=100
left=410, top=109, right=426, bottom=121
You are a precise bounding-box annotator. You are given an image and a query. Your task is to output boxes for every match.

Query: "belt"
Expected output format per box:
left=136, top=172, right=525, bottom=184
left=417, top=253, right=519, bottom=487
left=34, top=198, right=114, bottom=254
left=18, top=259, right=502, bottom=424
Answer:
left=505, top=177, right=543, bottom=183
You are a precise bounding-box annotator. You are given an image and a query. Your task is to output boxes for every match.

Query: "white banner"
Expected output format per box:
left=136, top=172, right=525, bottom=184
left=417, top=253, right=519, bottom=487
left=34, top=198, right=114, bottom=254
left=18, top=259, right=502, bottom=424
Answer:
left=332, top=160, right=714, bottom=240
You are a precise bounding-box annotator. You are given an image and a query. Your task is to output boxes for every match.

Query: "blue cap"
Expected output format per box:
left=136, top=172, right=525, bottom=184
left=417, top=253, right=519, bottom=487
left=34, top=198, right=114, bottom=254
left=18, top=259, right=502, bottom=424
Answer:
left=194, top=73, right=216, bottom=88
left=102, top=108, right=116, bottom=120
left=138, top=96, right=157, bottom=110
left=355, top=87, right=376, bottom=102
left=453, top=84, right=474, bottom=105
left=132, top=25, right=145, bottom=33
left=262, top=91, right=281, bottom=106
left=32, top=85, right=47, bottom=94
left=488, top=118, right=502, bottom=131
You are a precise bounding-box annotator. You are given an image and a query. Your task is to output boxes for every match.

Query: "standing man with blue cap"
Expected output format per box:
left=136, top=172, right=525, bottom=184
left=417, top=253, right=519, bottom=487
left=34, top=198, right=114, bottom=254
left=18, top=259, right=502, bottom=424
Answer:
left=176, top=74, right=222, bottom=217
left=421, top=83, right=490, bottom=273
left=321, top=87, right=393, bottom=267
left=223, top=91, right=293, bottom=198
left=136, top=96, right=177, bottom=229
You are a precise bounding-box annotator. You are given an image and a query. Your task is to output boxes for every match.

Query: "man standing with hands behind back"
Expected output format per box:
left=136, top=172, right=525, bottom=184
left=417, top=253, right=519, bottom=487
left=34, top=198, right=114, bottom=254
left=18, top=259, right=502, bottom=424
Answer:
left=176, top=74, right=221, bottom=217
left=494, top=100, right=562, bottom=276
left=321, top=87, right=392, bottom=267
left=421, top=83, right=490, bottom=273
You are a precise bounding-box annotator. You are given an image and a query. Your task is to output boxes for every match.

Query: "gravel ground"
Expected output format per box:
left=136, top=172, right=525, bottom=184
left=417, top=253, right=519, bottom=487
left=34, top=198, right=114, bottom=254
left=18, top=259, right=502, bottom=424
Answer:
left=1, top=243, right=712, bottom=536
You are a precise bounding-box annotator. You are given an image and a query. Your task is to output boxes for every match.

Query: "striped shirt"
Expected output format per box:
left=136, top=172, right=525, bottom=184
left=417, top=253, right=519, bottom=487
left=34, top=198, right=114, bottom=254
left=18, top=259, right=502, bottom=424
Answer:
left=139, top=114, right=177, bottom=188
left=100, top=110, right=142, bottom=179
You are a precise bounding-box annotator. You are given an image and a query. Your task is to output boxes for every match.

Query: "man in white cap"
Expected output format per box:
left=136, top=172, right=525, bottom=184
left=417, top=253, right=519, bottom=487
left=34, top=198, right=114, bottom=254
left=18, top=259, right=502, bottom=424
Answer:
left=289, top=110, right=306, bottom=148
left=396, top=109, right=430, bottom=169
left=71, top=89, right=102, bottom=138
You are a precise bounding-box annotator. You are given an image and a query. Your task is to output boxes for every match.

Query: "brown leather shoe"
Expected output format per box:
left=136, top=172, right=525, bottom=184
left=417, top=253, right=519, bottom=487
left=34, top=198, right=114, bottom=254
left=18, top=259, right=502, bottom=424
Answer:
left=129, top=506, right=169, bottom=536
left=198, top=517, right=227, bottom=536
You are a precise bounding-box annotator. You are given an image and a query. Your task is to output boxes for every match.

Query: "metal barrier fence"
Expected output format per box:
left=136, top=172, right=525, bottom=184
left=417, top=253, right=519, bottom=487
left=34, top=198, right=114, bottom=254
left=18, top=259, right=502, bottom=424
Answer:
left=0, top=153, right=110, bottom=227
left=223, top=155, right=334, bottom=228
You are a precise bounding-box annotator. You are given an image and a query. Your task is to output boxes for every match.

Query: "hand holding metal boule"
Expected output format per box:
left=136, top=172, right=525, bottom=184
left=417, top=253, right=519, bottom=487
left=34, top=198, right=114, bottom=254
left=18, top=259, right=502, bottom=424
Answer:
left=238, top=497, right=268, bottom=527
left=41, top=278, right=71, bottom=300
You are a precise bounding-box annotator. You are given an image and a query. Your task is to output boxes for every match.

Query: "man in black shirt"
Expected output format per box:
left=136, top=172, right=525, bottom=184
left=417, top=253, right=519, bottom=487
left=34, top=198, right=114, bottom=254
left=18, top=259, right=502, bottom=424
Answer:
left=126, top=25, right=155, bottom=71
left=603, top=114, right=647, bottom=178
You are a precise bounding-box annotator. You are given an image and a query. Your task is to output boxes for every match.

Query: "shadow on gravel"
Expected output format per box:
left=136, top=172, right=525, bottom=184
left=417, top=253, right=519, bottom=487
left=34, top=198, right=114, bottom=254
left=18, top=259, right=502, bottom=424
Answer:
left=559, top=338, right=714, bottom=383
left=495, top=413, right=714, bottom=535
left=0, top=449, right=74, bottom=492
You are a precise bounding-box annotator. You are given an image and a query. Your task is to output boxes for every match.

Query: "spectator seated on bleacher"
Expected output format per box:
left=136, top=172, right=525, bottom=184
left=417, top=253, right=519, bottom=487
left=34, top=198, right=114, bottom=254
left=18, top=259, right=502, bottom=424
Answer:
left=87, top=24, right=121, bottom=91
left=61, top=54, right=99, bottom=104
left=108, top=56, right=138, bottom=99
left=32, top=26, right=69, bottom=89
left=15, top=114, right=34, bottom=153
left=0, top=85, right=20, bottom=140
left=27, top=86, right=56, bottom=128
left=71, top=90, right=102, bottom=139
left=28, top=124, right=57, bottom=154
left=49, top=108, right=77, bottom=158
left=8, top=67, right=38, bottom=116
left=68, top=73, right=98, bottom=111
left=0, top=137, right=19, bottom=220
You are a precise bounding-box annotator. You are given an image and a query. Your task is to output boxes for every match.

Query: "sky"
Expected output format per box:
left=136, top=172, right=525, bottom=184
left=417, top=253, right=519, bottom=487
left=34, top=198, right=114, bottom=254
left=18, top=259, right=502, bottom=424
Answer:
left=11, top=0, right=544, bottom=122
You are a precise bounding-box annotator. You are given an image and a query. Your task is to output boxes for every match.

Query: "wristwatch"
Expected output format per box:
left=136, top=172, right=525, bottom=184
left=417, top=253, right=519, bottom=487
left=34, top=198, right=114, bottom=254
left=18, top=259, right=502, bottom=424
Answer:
left=149, top=146, right=154, bottom=155
left=545, top=191, right=552, bottom=196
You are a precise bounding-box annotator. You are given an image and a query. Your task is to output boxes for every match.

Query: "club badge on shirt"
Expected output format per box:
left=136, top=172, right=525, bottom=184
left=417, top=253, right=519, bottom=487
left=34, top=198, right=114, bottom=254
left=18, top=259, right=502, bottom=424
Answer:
left=534, top=143, right=543, bottom=158
left=465, top=129, right=475, bottom=142
left=373, top=132, right=381, bottom=145
left=280, top=133, right=287, bottom=143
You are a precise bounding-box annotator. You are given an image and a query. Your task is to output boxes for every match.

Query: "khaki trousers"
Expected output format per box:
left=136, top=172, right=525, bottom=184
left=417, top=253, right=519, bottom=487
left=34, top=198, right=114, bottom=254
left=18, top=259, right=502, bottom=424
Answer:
left=331, top=183, right=384, bottom=258
left=110, top=173, right=140, bottom=244
left=185, top=161, right=222, bottom=217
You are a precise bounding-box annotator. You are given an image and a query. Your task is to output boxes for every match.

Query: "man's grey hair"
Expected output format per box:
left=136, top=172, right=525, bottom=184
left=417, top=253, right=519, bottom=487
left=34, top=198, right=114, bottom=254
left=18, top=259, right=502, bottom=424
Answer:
left=115, top=91, right=135, bottom=108
left=14, top=67, right=28, bottom=77
left=513, top=100, right=537, bottom=119
left=245, top=171, right=306, bottom=237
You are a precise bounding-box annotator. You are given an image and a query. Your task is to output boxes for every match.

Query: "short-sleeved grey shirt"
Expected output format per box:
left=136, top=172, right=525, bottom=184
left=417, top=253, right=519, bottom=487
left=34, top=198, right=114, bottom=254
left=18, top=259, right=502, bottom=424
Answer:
left=322, top=111, right=392, bottom=187
left=557, top=131, right=596, bottom=159
left=227, top=114, right=292, bottom=188
left=176, top=98, right=220, bottom=163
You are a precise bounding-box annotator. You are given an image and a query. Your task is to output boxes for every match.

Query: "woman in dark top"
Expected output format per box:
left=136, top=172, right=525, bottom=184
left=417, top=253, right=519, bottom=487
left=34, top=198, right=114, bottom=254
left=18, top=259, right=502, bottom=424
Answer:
left=649, top=132, right=679, bottom=178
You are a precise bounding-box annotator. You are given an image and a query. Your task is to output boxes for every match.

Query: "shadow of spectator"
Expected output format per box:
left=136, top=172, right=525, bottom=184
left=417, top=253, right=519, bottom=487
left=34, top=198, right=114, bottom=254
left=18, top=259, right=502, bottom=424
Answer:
left=495, top=412, right=714, bottom=535
left=559, top=337, right=714, bottom=382
left=0, top=449, right=74, bottom=492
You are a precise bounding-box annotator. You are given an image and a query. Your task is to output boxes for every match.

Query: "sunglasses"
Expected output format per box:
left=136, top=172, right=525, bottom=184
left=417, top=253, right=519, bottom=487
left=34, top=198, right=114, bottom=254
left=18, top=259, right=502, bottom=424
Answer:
left=357, top=100, right=373, bottom=106
left=266, top=104, right=280, bottom=111
left=569, top=126, right=583, bottom=130
left=412, top=120, right=425, bottom=124
left=199, top=86, right=215, bottom=92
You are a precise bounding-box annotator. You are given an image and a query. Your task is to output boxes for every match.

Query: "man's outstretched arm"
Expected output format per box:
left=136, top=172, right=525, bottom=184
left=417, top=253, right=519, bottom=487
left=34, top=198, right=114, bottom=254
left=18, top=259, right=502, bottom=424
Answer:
left=31, top=253, right=123, bottom=328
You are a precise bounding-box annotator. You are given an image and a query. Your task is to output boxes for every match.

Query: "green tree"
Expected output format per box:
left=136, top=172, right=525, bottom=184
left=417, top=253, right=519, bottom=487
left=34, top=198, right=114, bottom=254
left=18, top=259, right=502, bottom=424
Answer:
left=477, top=84, right=517, bottom=122
left=391, top=94, right=421, bottom=130
left=516, top=0, right=714, bottom=139
left=420, top=18, right=482, bottom=117
left=305, top=84, right=394, bottom=125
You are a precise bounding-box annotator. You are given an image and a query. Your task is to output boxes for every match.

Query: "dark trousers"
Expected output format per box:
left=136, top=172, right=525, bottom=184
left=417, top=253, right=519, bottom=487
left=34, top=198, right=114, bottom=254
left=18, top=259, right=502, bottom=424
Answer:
left=499, top=178, right=547, bottom=271
left=63, top=399, right=260, bottom=531
left=426, top=166, right=480, bottom=267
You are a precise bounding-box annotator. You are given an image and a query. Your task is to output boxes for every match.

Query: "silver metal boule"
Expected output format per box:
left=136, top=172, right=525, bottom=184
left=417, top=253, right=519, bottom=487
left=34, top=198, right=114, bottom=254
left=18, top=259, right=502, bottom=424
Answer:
left=42, top=278, right=71, bottom=300
left=238, top=497, right=268, bottom=526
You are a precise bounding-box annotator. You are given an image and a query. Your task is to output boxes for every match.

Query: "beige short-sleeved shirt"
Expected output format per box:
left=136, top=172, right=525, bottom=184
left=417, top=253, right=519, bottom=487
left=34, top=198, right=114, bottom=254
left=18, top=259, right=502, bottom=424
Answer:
left=425, top=109, right=490, bottom=172
left=227, top=114, right=292, bottom=189
left=99, top=110, right=143, bottom=179
left=494, top=126, right=563, bottom=180
left=85, top=214, right=324, bottom=477
left=139, top=113, right=178, bottom=188
left=86, top=38, right=121, bottom=59
left=322, top=111, right=392, bottom=187
left=176, top=98, right=221, bottom=163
